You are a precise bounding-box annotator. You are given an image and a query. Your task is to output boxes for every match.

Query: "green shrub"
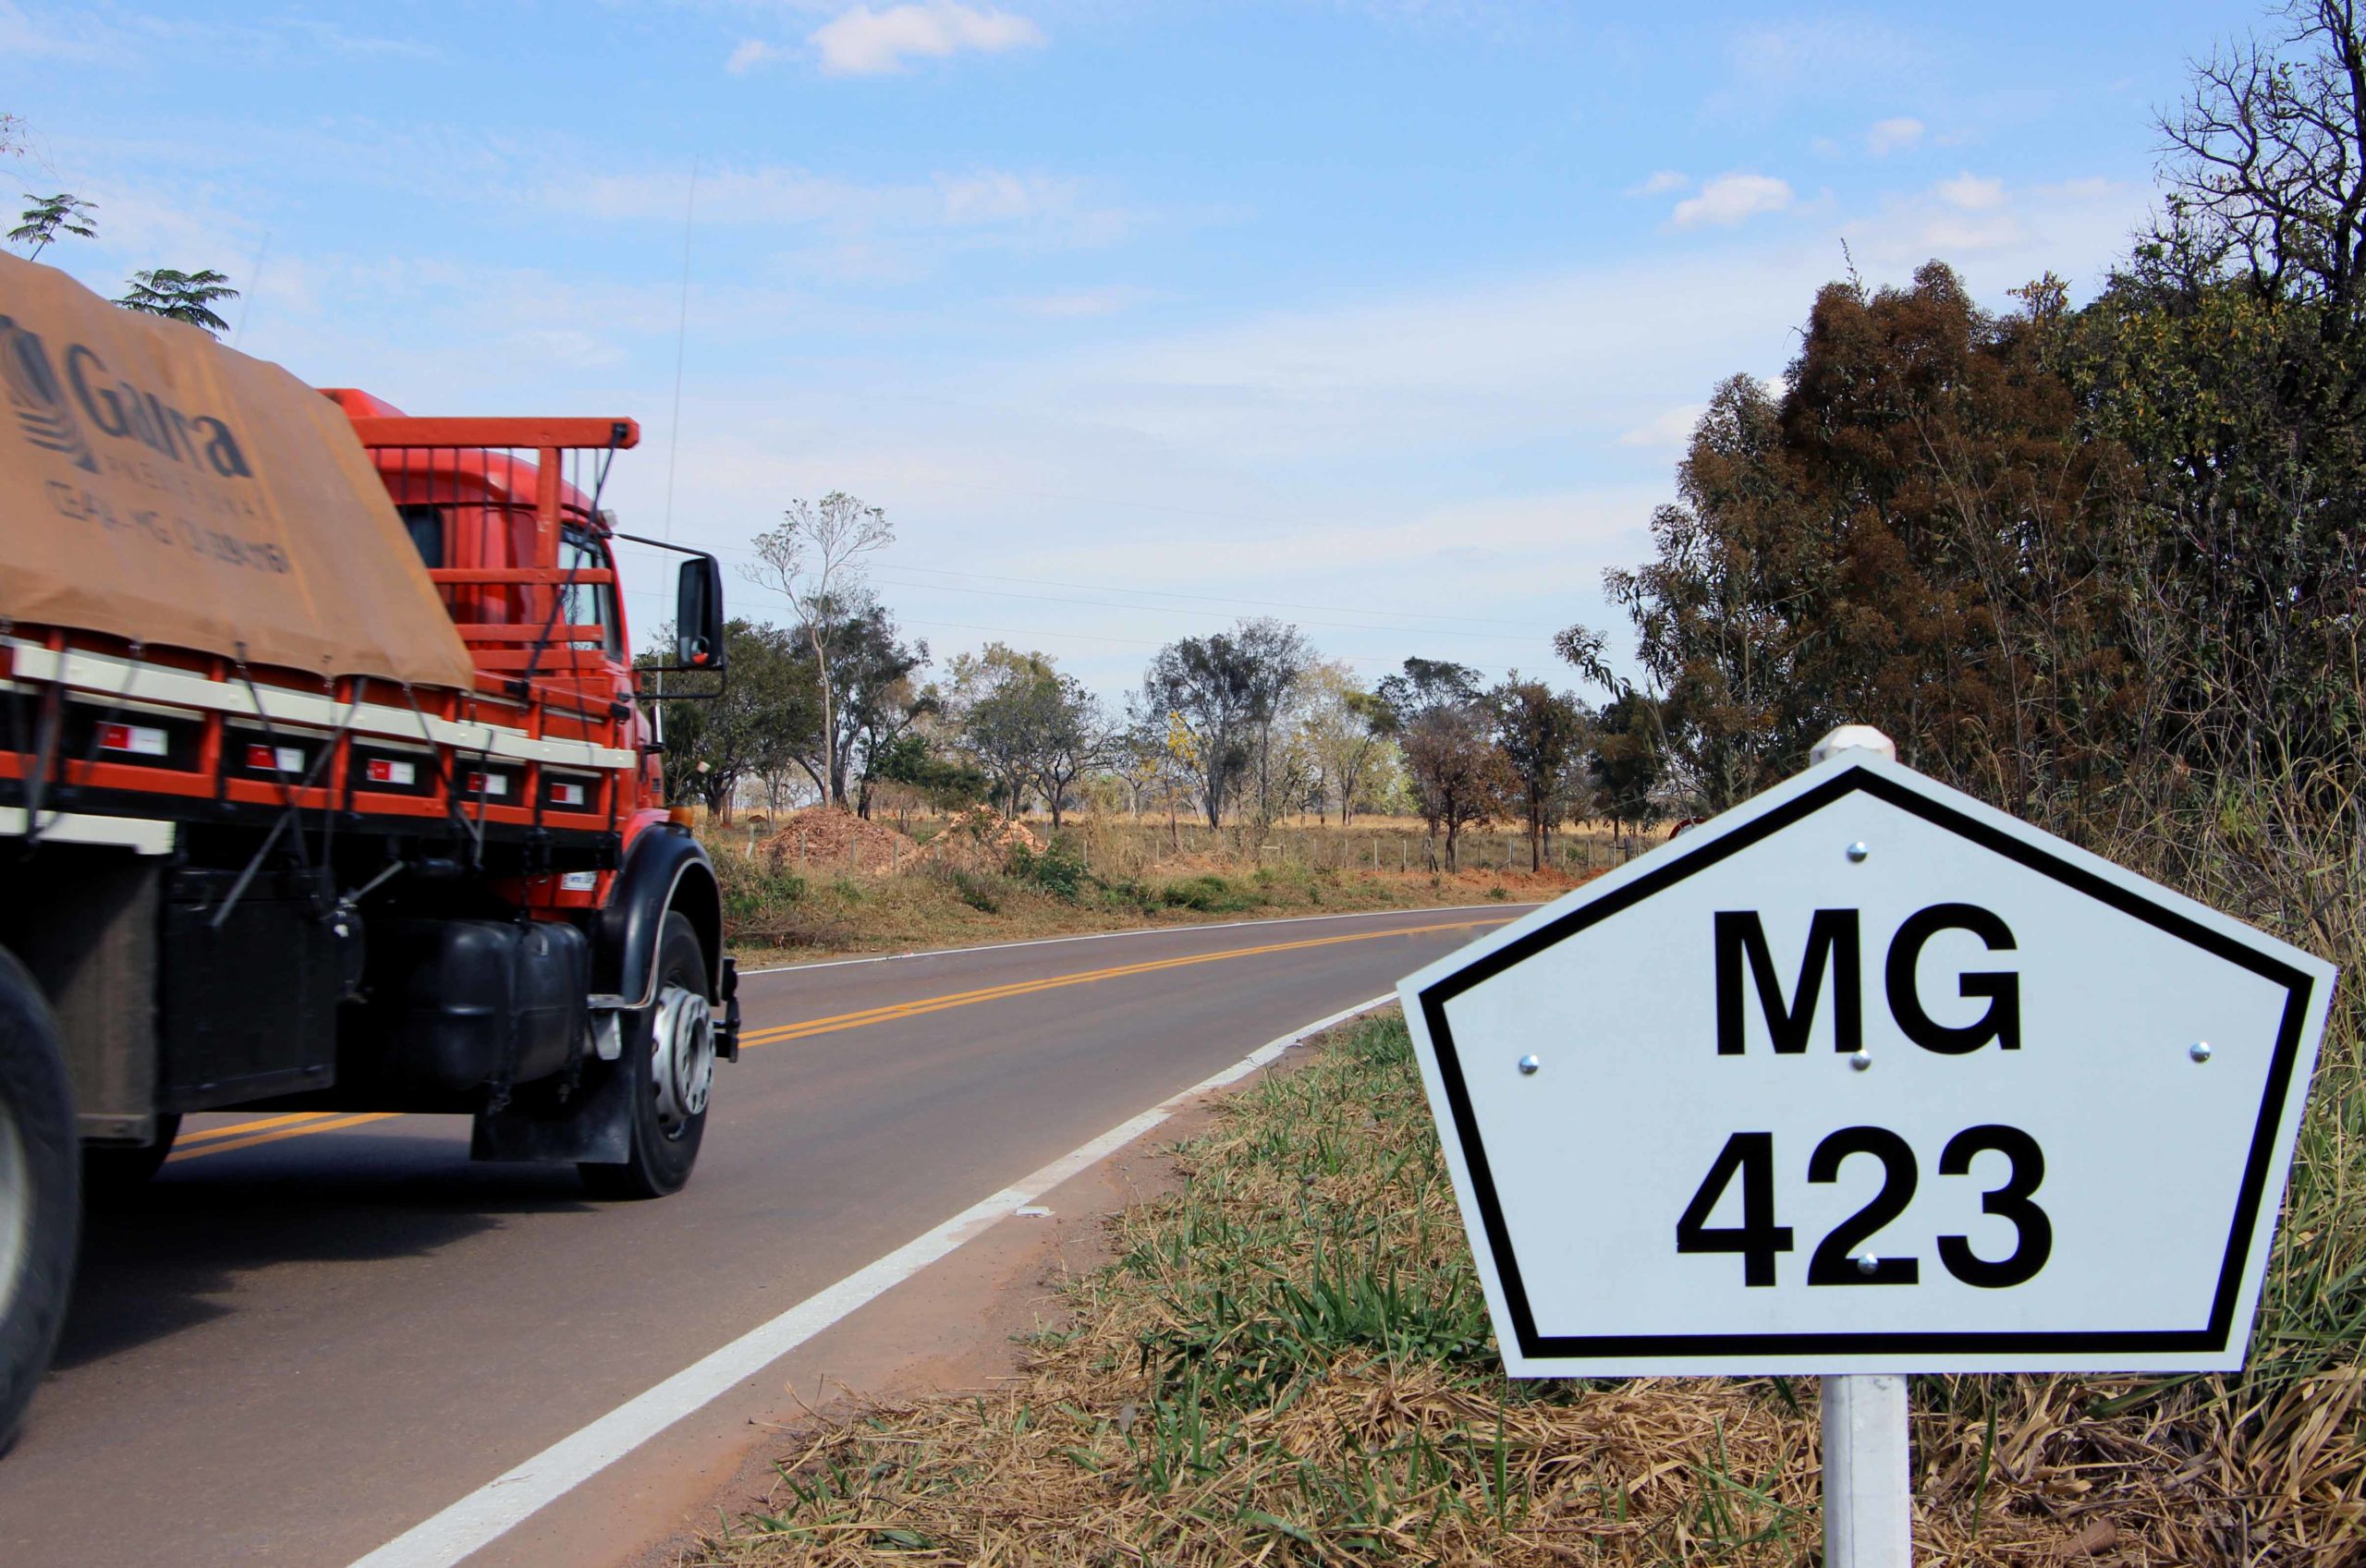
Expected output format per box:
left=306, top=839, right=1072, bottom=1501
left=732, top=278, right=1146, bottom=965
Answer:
left=1006, top=835, right=1088, bottom=903
left=1158, top=874, right=1258, bottom=913
left=709, top=842, right=807, bottom=931
left=950, top=869, right=1003, bottom=913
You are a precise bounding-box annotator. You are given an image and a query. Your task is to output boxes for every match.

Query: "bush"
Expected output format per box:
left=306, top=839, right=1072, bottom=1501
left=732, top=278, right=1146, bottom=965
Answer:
left=1157, top=874, right=1259, bottom=914
left=948, top=869, right=1003, bottom=913
left=1006, top=835, right=1088, bottom=903
left=711, top=842, right=807, bottom=930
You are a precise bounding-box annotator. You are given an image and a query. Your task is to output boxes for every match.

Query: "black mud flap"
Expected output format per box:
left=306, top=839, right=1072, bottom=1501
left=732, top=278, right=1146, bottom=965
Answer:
left=715, top=956, right=740, bottom=1063
left=469, top=1019, right=634, bottom=1164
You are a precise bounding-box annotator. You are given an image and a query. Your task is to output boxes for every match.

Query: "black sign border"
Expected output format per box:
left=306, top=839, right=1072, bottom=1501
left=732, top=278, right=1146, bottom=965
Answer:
left=1417, top=766, right=2319, bottom=1360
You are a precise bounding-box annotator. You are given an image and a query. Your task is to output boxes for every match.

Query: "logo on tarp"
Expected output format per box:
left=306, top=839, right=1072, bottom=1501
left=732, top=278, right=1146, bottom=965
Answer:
left=0, top=314, right=99, bottom=473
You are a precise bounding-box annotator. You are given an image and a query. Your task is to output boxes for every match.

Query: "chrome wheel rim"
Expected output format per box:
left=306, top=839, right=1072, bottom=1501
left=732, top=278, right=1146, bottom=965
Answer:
left=649, top=982, right=713, bottom=1136
left=0, top=1095, right=29, bottom=1321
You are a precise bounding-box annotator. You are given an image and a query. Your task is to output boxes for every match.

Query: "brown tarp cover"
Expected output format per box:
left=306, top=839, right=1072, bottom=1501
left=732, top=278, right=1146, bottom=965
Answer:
left=0, top=251, right=476, bottom=691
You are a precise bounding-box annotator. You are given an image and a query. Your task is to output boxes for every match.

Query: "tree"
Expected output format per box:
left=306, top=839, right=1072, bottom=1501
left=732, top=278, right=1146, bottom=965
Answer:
left=113, top=268, right=239, bottom=335
left=744, top=493, right=893, bottom=808
left=799, top=598, right=927, bottom=815
left=9, top=194, right=96, bottom=261
left=1589, top=692, right=1668, bottom=851
left=1233, top=617, right=1311, bottom=824
left=1491, top=676, right=1592, bottom=870
left=640, top=619, right=815, bottom=819
left=1299, top=662, right=1395, bottom=824
left=2153, top=1, right=2366, bottom=342
left=1138, top=620, right=1307, bottom=828
left=1399, top=706, right=1508, bottom=871
left=1380, top=658, right=1506, bottom=870
left=946, top=644, right=1056, bottom=819
left=1583, top=265, right=2142, bottom=818
left=1031, top=675, right=1106, bottom=829
left=869, top=731, right=985, bottom=819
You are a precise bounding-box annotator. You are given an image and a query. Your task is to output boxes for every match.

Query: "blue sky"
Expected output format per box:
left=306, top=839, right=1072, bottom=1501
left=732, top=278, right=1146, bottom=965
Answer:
left=3, top=0, right=2248, bottom=699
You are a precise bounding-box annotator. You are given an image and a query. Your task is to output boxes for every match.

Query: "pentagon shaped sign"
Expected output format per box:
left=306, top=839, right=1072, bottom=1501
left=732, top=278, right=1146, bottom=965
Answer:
left=1398, top=750, right=2336, bottom=1376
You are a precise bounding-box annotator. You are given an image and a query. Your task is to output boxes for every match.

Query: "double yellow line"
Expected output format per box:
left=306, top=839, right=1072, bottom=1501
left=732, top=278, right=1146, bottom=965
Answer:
left=166, top=1111, right=402, bottom=1162
left=165, top=916, right=1505, bottom=1164
left=736, top=918, right=1501, bottom=1050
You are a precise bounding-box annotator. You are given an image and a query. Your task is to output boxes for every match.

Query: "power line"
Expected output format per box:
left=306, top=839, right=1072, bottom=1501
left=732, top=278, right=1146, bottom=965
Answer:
left=660, top=156, right=698, bottom=541
left=620, top=585, right=1418, bottom=666
left=863, top=569, right=1555, bottom=644
left=612, top=540, right=1560, bottom=636
left=872, top=562, right=1561, bottom=632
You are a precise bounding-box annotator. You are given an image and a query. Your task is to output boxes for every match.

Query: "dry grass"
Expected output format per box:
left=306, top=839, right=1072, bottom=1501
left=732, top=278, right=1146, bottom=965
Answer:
left=680, top=1010, right=2366, bottom=1566
left=706, top=814, right=1604, bottom=963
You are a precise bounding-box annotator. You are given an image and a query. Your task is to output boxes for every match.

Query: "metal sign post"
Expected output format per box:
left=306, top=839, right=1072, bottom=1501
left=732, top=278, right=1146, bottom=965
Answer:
left=1396, top=721, right=2336, bottom=1568
left=1823, top=1371, right=1910, bottom=1565
left=1810, top=732, right=1913, bottom=1565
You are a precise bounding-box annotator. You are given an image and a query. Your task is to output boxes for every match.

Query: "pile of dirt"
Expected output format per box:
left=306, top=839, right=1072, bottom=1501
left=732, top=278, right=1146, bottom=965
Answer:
left=758, top=806, right=919, bottom=869
left=920, top=808, right=1045, bottom=869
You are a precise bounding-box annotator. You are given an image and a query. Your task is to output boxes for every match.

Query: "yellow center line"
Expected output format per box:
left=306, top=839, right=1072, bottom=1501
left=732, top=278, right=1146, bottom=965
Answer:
left=736, top=917, right=1506, bottom=1048
left=165, top=1112, right=404, bottom=1163
left=171, top=1111, right=345, bottom=1147
left=158, top=915, right=1510, bottom=1164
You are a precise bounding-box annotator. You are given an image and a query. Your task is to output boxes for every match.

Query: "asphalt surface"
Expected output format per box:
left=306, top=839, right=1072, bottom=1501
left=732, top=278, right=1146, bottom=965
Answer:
left=2, top=904, right=1524, bottom=1567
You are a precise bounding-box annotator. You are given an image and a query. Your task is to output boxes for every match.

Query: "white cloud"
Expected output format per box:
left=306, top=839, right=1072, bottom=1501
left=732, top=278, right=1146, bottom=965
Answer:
left=726, top=38, right=786, bottom=74
left=1628, top=169, right=1689, bottom=196
left=1935, top=172, right=2005, bottom=210
left=1845, top=175, right=2143, bottom=271
left=1617, top=404, right=1706, bottom=447
left=808, top=2, right=1045, bottom=77
left=1867, top=116, right=1924, bottom=155
left=1013, top=286, right=1152, bottom=319
left=1672, top=173, right=1793, bottom=229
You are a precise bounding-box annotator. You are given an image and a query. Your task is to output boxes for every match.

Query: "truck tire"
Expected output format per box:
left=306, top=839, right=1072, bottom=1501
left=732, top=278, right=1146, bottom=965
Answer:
left=579, top=913, right=712, bottom=1200
left=82, top=1114, right=179, bottom=1202
left=0, top=948, right=79, bottom=1454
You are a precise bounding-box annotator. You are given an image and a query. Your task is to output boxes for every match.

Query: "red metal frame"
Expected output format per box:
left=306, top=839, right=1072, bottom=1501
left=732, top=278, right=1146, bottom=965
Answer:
left=1, top=395, right=673, bottom=916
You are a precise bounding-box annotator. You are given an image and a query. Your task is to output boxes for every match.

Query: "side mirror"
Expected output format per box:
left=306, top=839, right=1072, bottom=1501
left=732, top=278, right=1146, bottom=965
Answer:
left=675, top=555, right=726, bottom=673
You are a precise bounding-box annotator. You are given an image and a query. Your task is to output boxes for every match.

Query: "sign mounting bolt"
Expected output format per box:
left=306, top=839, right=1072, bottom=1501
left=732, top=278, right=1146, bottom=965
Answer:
left=1518, top=1054, right=1541, bottom=1076
left=1847, top=841, right=1871, bottom=862
left=1849, top=1051, right=1872, bottom=1072
left=2189, top=1040, right=2214, bottom=1064
left=1854, top=1253, right=1880, bottom=1276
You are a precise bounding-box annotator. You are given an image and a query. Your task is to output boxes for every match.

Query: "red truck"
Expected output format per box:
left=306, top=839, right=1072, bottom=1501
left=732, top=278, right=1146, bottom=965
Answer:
left=0, top=253, right=738, bottom=1447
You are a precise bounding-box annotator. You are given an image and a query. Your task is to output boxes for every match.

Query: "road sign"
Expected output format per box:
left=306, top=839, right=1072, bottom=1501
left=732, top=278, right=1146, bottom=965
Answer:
left=1398, top=745, right=2336, bottom=1379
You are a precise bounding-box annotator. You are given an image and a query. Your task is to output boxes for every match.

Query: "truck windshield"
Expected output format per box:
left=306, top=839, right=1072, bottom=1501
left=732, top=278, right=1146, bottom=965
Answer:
left=399, top=504, right=444, bottom=568
left=557, top=528, right=621, bottom=658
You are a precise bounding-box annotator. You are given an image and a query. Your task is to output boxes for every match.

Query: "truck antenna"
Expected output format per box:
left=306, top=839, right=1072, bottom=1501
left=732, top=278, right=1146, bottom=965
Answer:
left=661, top=157, right=698, bottom=541
left=233, top=228, right=271, bottom=348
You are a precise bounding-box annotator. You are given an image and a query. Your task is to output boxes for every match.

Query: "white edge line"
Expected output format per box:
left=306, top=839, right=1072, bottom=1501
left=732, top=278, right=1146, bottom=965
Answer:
left=347, top=991, right=1404, bottom=1568
left=738, top=902, right=1543, bottom=978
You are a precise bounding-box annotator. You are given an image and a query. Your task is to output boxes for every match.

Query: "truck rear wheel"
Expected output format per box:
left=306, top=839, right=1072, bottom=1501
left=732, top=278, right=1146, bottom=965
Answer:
left=0, top=948, right=79, bottom=1453
left=579, top=913, right=712, bottom=1200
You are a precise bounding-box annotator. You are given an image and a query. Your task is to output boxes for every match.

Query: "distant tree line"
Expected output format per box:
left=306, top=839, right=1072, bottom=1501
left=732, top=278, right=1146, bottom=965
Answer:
left=649, top=573, right=1630, bottom=873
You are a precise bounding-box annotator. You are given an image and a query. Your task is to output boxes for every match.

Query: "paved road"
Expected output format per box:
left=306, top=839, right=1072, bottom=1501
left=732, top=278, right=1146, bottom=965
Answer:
left=2, top=905, right=1522, bottom=1567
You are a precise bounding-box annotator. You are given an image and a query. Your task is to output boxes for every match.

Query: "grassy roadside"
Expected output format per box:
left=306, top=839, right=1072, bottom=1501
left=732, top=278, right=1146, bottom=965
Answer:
left=689, top=1010, right=2363, bottom=1566
left=713, top=835, right=1579, bottom=965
